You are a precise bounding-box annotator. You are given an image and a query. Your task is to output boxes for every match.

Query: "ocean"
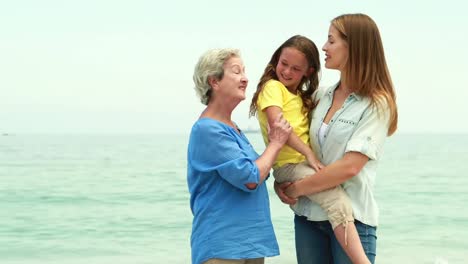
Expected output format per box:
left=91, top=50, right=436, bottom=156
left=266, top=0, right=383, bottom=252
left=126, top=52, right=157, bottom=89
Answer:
left=1, top=133, right=467, bottom=264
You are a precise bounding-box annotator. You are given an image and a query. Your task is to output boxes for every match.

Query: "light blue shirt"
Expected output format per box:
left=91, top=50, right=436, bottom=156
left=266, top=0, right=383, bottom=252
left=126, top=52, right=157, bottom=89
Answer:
left=291, top=83, right=390, bottom=226
left=187, top=118, right=279, bottom=264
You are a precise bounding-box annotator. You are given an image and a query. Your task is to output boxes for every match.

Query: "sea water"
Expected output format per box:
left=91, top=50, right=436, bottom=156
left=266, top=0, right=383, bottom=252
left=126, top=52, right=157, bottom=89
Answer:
left=1, top=133, right=467, bottom=264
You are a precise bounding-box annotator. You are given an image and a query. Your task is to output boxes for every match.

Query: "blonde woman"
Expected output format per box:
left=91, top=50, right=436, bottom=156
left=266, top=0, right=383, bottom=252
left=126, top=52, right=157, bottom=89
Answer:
left=276, top=14, right=398, bottom=264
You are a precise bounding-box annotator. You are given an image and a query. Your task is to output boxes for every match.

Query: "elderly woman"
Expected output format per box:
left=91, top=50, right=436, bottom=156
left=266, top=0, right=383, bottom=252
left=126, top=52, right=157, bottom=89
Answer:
left=187, top=48, right=292, bottom=264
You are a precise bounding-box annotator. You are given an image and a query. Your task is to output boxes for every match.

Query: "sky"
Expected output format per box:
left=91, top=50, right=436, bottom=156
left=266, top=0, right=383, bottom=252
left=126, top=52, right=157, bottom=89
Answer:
left=1, top=0, right=467, bottom=134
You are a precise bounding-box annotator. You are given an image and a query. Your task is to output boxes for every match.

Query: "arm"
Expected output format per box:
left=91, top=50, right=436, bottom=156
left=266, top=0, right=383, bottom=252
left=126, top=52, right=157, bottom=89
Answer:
left=285, top=151, right=368, bottom=198
left=189, top=120, right=285, bottom=193
left=246, top=113, right=292, bottom=189
left=246, top=141, right=283, bottom=189
left=285, top=100, right=391, bottom=198
left=264, top=106, right=323, bottom=171
left=274, top=181, right=297, bottom=205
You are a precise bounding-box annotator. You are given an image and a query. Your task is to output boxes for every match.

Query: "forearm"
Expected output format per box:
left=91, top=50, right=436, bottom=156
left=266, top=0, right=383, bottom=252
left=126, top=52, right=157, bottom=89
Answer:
left=264, top=106, right=313, bottom=158
left=286, top=132, right=313, bottom=157
left=287, top=152, right=368, bottom=197
left=297, top=160, right=354, bottom=194
left=245, top=107, right=291, bottom=189
left=255, top=142, right=283, bottom=182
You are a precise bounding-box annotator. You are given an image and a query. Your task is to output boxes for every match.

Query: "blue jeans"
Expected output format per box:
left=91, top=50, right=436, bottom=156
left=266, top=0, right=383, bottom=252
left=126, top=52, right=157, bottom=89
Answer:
left=294, top=215, right=377, bottom=264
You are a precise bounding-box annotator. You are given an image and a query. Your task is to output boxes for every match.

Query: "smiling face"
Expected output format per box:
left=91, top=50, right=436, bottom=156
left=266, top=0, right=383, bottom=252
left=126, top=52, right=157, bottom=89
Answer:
left=275, top=47, right=310, bottom=93
left=322, top=25, right=349, bottom=71
left=212, top=56, right=248, bottom=102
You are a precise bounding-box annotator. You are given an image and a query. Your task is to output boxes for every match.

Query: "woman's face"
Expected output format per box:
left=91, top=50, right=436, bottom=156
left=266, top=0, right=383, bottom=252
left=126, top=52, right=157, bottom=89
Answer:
left=275, top=47, right=310, bottom=92
left=322, top=25, right=348, bottom=71
left=214, top=56, right=248, bottom=102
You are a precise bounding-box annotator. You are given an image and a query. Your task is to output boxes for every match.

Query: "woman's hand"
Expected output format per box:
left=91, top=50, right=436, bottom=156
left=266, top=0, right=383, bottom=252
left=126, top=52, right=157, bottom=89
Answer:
left=284, top=180, right=303, bottom=199
left=268, top=113, right=292, bottom=147
left=274, top=181, right=297, bottom=205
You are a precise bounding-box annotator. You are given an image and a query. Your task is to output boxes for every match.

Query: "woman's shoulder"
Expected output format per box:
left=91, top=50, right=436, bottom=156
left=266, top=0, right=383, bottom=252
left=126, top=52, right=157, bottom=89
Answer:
left=312, top=84, right=335, bottom=102
left=194, top=118, right=240, bottom=136
left=192, top=118, right=225, bottom=131
left=189, top=118, right=233, bottom=145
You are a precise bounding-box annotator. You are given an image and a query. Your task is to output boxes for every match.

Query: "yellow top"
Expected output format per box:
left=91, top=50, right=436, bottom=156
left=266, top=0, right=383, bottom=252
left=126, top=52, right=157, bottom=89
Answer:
left=257, top=80, right=309, bottom=168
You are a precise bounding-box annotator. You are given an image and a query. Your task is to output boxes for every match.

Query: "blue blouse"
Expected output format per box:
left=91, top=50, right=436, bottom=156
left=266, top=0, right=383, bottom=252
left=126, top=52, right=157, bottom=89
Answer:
left=187, top=118, right=279, bottom=264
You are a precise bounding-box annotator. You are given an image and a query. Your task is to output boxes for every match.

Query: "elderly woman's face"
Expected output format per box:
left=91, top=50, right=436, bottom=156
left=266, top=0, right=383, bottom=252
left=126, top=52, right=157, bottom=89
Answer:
left=213, top=56, right=248, bottom=101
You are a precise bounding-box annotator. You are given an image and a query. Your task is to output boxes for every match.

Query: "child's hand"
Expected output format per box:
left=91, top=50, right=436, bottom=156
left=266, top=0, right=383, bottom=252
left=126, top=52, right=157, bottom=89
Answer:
left=306, top=154, right=324, bottom=172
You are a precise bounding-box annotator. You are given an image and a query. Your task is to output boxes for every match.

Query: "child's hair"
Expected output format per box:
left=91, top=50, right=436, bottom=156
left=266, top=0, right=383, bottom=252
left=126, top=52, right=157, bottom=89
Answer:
left=249, top=35, right=320, bottom=117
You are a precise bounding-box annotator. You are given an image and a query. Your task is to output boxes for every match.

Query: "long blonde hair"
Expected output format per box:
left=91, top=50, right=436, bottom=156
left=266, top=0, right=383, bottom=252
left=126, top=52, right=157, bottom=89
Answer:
left=332, top=13, right=398, bottom=135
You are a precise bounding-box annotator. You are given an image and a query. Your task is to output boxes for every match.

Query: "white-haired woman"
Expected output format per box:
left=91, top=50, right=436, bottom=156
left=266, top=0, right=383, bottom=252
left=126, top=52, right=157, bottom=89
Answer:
left=187, top=48, right=292, bottom=264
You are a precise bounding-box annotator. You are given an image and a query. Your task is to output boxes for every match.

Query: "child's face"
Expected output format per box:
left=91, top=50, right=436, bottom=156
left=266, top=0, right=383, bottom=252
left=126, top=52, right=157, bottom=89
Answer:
left=275, top=47, right=310, bottom=93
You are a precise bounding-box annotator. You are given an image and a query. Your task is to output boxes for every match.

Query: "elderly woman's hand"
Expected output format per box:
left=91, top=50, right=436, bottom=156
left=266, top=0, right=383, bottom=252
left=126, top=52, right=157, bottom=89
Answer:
left=274, top=181, right=297, bottom=205
left=268, top=113, right=292, bottom=146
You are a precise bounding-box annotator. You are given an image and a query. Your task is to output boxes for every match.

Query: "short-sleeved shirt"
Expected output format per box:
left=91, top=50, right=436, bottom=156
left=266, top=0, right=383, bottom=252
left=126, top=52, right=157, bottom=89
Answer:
left=187, top=118, right=279, bottom=264
left=257, top=80, right=309, bottom=168
left=291, top=83, right=390, bottom=227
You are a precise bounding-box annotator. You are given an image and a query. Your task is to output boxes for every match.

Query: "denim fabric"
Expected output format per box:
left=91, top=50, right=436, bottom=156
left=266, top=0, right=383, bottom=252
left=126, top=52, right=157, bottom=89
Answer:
left=203, top=258, right=264, bottom=264
left=294, top=215, right=377, bottom=264
left=293, top=83, right=391, bottom=226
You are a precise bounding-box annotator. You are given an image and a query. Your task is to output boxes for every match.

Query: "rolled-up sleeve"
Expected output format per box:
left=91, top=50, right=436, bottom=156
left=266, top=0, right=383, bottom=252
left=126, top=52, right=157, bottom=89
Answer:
left=345, top=104, right=390, bottom=161
left=189, top=122, right=260, bottom=192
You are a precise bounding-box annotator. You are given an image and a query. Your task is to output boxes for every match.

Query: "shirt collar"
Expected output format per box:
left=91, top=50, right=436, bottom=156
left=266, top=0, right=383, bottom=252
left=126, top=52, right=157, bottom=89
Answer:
left=326, top=82, right=363, bottom=101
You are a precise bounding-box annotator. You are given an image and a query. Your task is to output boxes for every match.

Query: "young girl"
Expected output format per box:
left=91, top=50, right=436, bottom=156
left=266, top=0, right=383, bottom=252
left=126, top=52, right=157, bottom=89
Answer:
left=249, top=35, right=370, bottom=264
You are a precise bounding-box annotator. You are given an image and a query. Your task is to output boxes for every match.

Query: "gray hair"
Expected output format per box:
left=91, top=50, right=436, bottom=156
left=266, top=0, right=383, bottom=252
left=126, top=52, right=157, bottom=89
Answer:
left=193, top=48, right=240, bottom=105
